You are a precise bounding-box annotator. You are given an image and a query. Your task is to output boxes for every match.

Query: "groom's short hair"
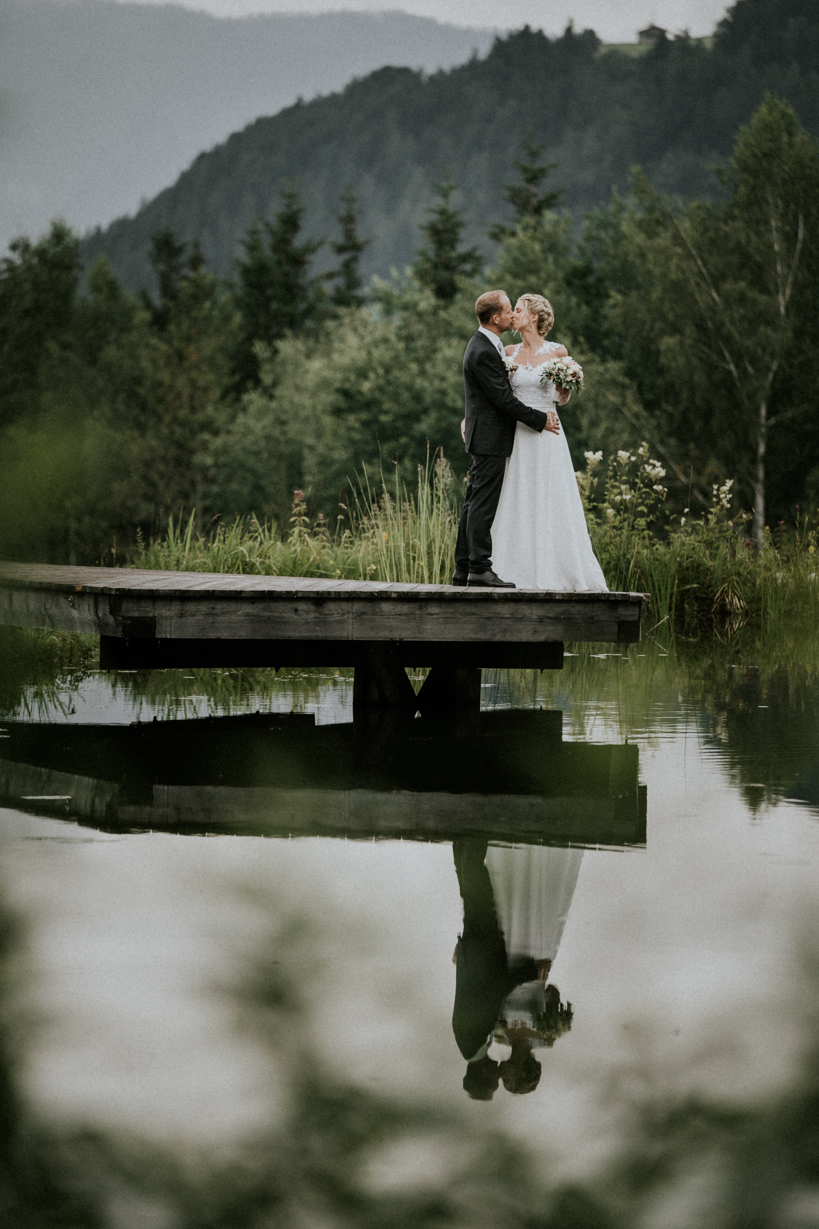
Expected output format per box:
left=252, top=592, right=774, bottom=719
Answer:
left=475, top=291, right=508, bottom=325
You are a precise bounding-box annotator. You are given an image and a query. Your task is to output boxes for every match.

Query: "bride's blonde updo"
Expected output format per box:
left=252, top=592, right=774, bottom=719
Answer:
left=517, top=293, right=554, bottom=337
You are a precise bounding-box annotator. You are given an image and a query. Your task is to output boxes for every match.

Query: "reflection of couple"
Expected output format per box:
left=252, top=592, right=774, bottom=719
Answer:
left=452, top=838, right=581, bottom=1100
left=454, top=290, right=607, bottom=592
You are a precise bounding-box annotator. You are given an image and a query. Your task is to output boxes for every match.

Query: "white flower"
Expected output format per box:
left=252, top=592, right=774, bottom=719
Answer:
left=584, top=450, right=603, bottom=464
left=617, top=450, right=631, bottom=464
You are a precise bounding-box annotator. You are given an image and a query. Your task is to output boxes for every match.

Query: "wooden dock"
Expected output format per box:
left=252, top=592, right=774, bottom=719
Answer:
left=0, top=562, right=647, bottom=711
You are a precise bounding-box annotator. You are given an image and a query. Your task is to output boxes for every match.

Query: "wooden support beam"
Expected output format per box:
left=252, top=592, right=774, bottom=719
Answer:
left=352, top=644, right=419, bottom=711
left=98, top=636, right=565, bottom=672
left=416, top=667, right=482, bottom=714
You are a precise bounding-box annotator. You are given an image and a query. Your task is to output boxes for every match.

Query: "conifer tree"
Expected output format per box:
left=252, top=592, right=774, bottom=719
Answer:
left=489, top=134, right=562, bottom=242
left=414, top=177, right=482, bottom=303
left=143, top=228, right=203, bottom=332
left=328, top=187, right=370, bottom=308
left=0, top=222, right=81, bottom=427
left=233, top=187, right=324, bottom=386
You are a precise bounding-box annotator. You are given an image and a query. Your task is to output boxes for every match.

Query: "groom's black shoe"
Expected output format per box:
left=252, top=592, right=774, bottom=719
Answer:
left=467, top=570, right=515, bottom=588
left=451, top=571, right=469, bottom=586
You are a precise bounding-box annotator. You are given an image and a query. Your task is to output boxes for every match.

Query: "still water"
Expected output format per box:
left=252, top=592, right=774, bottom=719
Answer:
left=1, top=644, right=818, bottom=1223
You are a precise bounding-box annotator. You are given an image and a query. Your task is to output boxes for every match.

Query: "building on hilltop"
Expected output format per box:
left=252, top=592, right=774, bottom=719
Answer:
left=637, top=24, right=668, bottom=44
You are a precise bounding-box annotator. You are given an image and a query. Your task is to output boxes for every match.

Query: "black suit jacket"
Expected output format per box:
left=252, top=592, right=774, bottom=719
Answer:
left=452, top=935, right=538, bottom=1060
left=463, top=330, right=549, bottom=456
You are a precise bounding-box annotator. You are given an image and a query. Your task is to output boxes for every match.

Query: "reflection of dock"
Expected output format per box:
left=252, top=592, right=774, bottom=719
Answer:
left=0, top=711, right=646, bottom=849
left=0, top=562, right=647, bottom=711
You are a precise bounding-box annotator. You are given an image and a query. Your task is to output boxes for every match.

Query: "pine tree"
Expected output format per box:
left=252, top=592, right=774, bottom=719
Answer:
left=0, top=221, right=81, bottom=428
left=328, top=187, right=370, bottom=308
left=143, top=228, right=203, bottom=332
left=414, top=177, right=482, bottom=303
left=489, top=134, right=562, bottom=242
left=233, top=187, right=324, bottom=386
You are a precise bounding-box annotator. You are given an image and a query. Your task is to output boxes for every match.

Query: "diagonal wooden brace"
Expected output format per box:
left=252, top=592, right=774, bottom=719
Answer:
left=352, top=644, right=419, bottom=711
left=416, top=666, right=482, bottom=715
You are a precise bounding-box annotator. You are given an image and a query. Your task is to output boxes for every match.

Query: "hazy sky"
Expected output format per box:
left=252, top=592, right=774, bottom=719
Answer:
left=103, top=0, right=732, bottom=43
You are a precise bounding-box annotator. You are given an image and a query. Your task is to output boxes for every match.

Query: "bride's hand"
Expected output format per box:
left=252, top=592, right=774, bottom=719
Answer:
left=556, top=385, right=572, bottom=406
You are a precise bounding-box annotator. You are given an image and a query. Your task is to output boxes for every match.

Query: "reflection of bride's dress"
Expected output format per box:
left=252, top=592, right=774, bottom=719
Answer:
left=491, top=341, right=607, bottom=591
left=486, top=844, right=582, bottom=1048
left=485, top=843, right=583, bottom=965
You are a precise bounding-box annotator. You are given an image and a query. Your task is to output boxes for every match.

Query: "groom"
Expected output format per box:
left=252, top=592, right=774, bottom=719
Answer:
left=453, top=290, right=559, bottom=588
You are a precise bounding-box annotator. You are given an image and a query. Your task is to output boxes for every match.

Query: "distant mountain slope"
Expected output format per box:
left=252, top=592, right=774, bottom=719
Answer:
left=81, top=0, right=819, bottom=293
left=0, top=0, right=497, bottom=250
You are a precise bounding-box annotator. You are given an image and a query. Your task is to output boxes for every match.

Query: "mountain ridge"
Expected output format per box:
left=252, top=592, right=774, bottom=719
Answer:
left=82, top=0, right=819, bottom=292
left=0, top=0, right=499, bottom=250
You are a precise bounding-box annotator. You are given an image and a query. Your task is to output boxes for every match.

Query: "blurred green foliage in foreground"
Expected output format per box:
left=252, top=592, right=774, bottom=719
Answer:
left=0, top=870, right=818, bottom=1228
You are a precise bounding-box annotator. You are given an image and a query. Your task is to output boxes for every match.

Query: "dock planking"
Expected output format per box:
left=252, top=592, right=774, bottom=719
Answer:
left=0, top=562, right=648, bottom=710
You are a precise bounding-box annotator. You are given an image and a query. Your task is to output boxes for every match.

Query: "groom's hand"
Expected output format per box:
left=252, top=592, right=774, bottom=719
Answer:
left=545, top=412, right=560, bottom=434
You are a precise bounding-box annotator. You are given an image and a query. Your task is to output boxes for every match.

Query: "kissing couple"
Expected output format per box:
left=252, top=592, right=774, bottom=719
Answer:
left=453, top=290, right=607, bottom=592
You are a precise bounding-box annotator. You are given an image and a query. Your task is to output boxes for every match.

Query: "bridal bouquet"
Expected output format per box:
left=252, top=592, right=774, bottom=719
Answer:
left=539, top=356, right=584, bottom=393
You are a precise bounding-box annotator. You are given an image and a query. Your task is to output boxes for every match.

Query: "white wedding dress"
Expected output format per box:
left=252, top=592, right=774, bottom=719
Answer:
left=491, top=341, right=607, bottom=591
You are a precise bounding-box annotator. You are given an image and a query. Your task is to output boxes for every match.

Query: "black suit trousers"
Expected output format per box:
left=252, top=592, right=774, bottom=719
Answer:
left=455, top=454, right=507, bottom=574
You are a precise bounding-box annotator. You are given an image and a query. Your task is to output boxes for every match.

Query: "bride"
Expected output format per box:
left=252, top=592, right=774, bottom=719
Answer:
left=491, top=294, right=607, bottom=592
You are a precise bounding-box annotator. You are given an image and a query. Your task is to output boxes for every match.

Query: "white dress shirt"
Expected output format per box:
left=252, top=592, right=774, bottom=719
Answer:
left=478, top=325, right=506, bottom=359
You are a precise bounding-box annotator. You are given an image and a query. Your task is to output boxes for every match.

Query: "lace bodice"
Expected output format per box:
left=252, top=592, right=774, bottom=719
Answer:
left=509, top=340, right=563, bottom=408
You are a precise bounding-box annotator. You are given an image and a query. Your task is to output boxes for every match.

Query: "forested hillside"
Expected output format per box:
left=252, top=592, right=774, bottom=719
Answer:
left=3, top=0, right=819, bottom=569
left=83, top=0, right=819, bottom=292
left=0, top=0, right=496, bottom=252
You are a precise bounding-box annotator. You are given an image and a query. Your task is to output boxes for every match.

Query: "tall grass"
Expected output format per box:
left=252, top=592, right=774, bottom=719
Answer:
left=132, top=452, right=461, bottom=584
left=133, top=445, right=819, bottom=637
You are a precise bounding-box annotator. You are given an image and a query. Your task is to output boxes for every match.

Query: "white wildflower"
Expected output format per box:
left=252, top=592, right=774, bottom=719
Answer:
left=713, top=478, right=734, bottom=511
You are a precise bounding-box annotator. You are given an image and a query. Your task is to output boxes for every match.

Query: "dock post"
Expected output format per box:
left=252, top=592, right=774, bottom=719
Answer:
left=352, top=645, right=419, bottom=712
left=416, top=667, right=482, bottom=714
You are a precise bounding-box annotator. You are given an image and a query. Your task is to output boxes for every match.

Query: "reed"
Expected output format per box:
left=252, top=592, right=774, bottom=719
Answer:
left=133, top=451, right=462, bottom=585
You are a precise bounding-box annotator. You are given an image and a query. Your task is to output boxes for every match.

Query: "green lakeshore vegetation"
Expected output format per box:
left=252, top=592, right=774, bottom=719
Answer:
left=2, top=0, right=819, bottom=640
left=132, top=445, right=819, bottom=638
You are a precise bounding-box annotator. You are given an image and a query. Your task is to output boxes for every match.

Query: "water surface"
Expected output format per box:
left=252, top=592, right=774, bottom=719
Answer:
left=1, top=644, right=818, bottom=1220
